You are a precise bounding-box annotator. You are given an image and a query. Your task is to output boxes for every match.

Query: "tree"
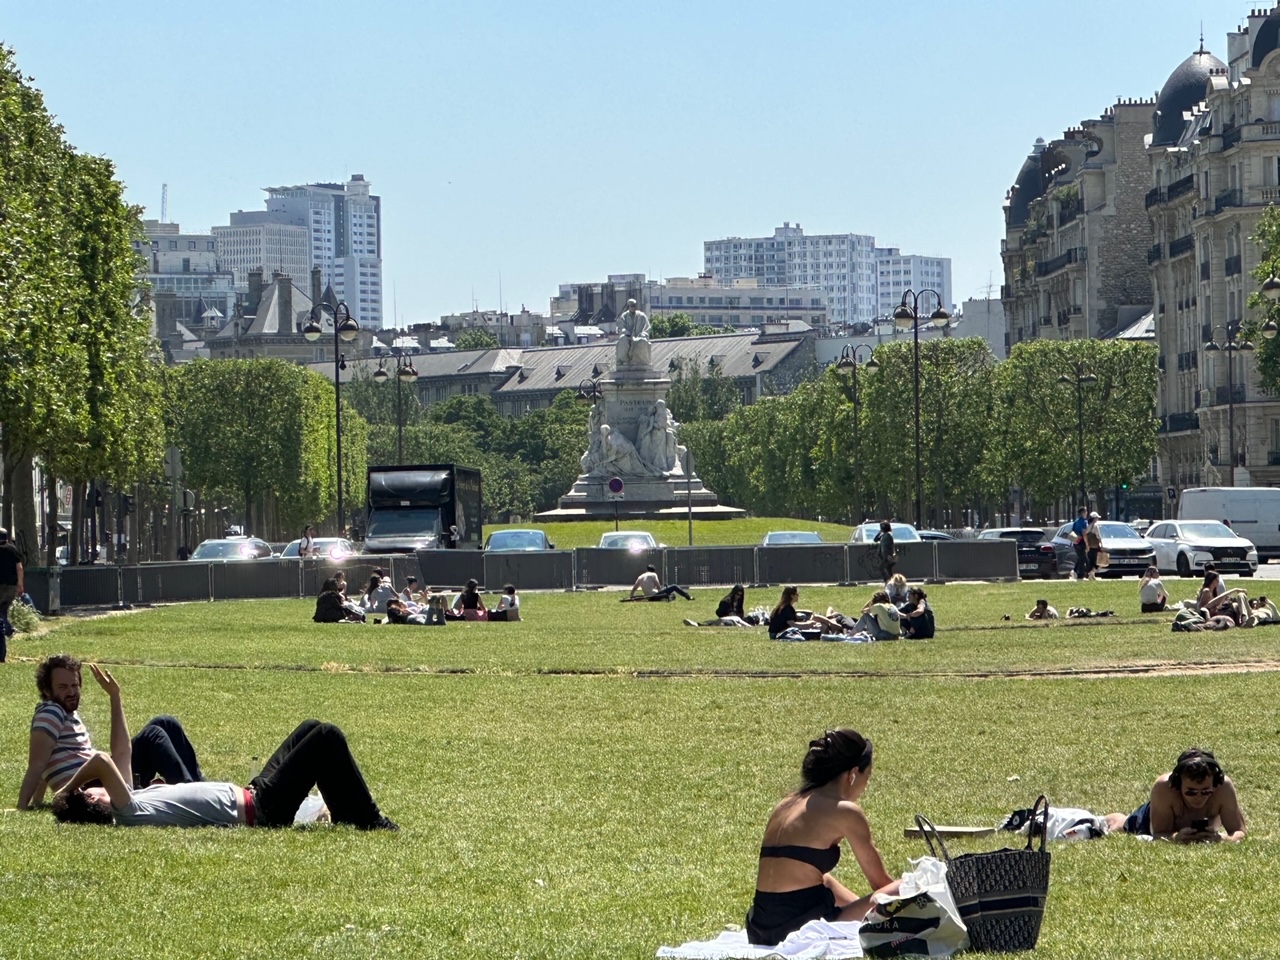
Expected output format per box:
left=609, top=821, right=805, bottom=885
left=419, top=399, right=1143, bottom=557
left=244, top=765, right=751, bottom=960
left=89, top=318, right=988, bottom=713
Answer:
left=665, top=359, right=742, bottom=423
left=452, top=329, right=500, bottom=351
left=1248, top=204, right=1280, bottom=392
left=650, top=311, right=718, bottom=339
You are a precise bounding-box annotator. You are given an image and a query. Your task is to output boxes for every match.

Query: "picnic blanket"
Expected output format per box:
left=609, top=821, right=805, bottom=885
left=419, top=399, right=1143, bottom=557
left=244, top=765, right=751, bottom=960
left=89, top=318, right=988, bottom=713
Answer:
left=657, top=920, right=864, bottom=959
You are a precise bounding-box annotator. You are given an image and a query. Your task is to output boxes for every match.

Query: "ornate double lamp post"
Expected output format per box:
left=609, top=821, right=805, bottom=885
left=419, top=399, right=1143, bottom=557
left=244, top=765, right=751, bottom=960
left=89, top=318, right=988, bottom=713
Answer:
left=892, top=290, right=950, bottom=528
left=834, top=344, right=878, bottom=523
left=304, top=301, right=360, bottom=533
left=373, top=355, right=419, bottom=463
left=1057, top=363, right=1097, bottom=508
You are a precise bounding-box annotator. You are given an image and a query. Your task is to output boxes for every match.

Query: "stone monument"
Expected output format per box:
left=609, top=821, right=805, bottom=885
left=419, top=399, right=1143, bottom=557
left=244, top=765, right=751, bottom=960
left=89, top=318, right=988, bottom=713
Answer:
left=548, top=300, right=742, bottom=518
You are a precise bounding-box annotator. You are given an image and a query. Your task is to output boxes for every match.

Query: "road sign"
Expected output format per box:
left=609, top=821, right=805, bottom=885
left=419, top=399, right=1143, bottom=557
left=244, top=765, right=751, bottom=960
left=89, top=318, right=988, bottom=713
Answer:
left=1167, top=486, right=1177, bottom=502
left=607, top=476, right=625, bottom=501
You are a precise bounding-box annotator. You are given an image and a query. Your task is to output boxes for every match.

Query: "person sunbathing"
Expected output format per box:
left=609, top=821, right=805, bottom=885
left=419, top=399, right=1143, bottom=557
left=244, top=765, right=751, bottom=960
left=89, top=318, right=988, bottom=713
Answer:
left=1104, top=747, right=1245, bottom=843
left=52, top=719, right=397, bottom=830
left=746, top=729, right=899, bottom=946
left=685, top=584, right=754, bottom=627
left=1026, top=599, right=1059, bottom=621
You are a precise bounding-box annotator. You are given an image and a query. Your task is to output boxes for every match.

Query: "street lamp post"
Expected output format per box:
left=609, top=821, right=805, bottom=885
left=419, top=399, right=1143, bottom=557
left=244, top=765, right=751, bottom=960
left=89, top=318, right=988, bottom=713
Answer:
left=834, top=344, right=879, bottom=523
left=1203, top=317, right=1273, bottom=485
left=892, top=290, right=950, bottom=529
left=304, top=301, right=360, bottom=534
left=374, top=355, right=419, bottom=463
left=1057, top=363, right=1097, bottom=509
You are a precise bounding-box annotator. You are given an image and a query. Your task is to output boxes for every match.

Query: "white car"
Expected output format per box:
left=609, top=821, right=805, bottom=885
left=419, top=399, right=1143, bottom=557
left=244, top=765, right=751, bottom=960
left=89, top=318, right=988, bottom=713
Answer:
left=598, top=531, right=662, bottom=552
left=849, top=522, right=920, bottom=544
left=1144, top=520, right=1258, bottom=577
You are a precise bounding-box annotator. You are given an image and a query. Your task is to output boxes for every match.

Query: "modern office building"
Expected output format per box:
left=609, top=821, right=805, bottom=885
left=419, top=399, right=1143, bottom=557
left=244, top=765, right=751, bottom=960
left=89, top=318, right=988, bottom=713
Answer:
left=215, top=175, right=383, bottom=328
left=136, top=220, right=236, bottom=340
left=874, top=249, right=953, bottom=317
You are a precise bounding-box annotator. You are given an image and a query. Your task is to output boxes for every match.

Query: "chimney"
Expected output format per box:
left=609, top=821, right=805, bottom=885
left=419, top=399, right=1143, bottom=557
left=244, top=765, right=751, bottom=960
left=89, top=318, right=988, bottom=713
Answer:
left=248, top=269, right=264, bottom=316
left=311, top=266, right=322, bottom=307
left=277, top=276, right=292, bottom=334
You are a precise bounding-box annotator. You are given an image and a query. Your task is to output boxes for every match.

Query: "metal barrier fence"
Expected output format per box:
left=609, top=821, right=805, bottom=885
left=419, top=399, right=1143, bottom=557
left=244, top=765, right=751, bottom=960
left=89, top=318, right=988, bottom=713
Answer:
left=27, top=541, right=1019, bottom=609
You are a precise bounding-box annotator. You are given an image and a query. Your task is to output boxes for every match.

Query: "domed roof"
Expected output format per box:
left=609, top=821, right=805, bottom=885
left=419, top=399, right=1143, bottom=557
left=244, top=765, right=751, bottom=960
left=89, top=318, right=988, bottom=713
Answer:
left=1152, top=47, right=1225, bottom=147
left=1006, top=139, right=1047, bottom=228
left=1253, top=12, right=1280, bottom=69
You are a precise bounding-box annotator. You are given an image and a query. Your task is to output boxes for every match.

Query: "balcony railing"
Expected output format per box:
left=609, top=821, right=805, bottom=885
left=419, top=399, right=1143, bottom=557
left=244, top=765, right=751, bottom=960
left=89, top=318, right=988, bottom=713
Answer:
left=1164, top=412, right=1200, bottom=433
left=1058, top=198, right=1081, bottom=225
left=1223, top=125, right=1242, bottom=150
left=1145, top=187, right=1167, bottom=209
left=1039, top=315, right=1053, bottom=326
left=1215, top=188, right=1243, bottom=214
left=1167, top=175, right=1196, bottom=201
left=1169, top=234, right=1195, bottom=258
left=1225, top=254, right=1242, bottom=277
left=1035, top=246, right=1087, bottom=277
left=1148, top=243, right=1164, bottom=264
left=1215, top=384, right=1247, bottom=405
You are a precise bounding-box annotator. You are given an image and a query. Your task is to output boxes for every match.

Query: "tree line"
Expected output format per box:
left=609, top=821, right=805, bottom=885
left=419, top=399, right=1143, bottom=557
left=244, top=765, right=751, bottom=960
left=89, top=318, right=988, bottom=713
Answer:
left=677, top=337, right=1159, bottom=526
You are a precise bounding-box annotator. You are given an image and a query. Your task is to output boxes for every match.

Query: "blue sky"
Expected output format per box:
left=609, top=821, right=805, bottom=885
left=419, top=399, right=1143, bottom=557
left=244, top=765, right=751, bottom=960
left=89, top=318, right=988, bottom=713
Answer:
left=2, top=1, right=1243, bottom=325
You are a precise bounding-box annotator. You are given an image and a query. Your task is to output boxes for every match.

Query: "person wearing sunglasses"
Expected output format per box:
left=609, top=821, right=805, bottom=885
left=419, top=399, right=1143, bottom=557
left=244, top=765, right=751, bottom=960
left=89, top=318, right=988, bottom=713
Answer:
left=1106, top=748, right=1246, bottom=842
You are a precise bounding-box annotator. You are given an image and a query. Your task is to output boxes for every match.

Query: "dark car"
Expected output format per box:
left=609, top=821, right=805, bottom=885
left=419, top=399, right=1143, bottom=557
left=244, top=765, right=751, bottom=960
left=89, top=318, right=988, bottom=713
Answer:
left=188, top=537, right=274, bottom=561
left=484, top=529, right=555, bottom=551
left=976, top=527, right=1057, bottom=579
left=917, top=530, right=956, bottom=542
left=1048, top=521, right=1155, bottom=577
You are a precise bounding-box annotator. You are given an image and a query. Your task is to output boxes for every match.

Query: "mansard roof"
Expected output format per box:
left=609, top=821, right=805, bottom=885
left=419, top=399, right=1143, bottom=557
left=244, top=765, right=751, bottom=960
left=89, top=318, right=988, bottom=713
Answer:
left=1152, top=47, right=1225, bottom=147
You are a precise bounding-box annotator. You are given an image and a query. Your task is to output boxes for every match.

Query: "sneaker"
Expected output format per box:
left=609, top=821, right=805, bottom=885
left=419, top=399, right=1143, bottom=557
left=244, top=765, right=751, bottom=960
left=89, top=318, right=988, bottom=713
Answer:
left=361, top=815, right=400, bottom=832
left=683, top=619, right=698, bottom=627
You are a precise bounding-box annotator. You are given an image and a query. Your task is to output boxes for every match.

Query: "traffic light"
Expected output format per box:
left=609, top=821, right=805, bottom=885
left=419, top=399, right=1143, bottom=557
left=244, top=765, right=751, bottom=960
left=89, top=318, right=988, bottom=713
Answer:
left=1120, top=482, right=1129, bottom=490
left=122, top=495, right=135, bottom=515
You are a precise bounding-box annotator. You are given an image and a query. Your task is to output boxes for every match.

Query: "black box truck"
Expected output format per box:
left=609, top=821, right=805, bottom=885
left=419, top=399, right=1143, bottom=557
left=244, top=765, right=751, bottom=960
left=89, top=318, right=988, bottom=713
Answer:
left=364, top=464, right=482, bottom=554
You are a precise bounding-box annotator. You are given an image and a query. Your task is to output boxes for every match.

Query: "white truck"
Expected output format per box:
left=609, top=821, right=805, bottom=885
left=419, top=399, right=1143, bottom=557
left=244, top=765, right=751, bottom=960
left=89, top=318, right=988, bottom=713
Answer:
left=1177, top=486, right=1280, bottom=562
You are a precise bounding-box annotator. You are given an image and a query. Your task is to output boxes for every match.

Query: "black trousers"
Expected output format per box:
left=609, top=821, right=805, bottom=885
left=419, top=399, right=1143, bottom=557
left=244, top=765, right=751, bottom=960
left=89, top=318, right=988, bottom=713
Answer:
left=250, top=720, right=382, bottom=828
left=131, top=715, right=205, bottom=788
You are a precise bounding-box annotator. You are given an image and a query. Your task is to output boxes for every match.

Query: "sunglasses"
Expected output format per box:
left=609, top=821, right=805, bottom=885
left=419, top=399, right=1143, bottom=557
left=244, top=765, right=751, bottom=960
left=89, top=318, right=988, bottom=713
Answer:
left=1182, top=787, right=1215, bottom=797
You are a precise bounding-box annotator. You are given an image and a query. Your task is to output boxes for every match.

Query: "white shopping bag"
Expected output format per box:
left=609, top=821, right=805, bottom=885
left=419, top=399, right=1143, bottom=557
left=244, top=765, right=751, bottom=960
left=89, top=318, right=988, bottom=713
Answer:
left=858, top=856, right=969, bottom=958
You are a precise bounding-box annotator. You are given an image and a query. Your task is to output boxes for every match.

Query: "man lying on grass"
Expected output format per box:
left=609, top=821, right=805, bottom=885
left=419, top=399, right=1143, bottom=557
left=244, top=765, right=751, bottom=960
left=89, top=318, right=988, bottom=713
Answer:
left=52, top=719, right=398, bottom=831
left=1105, top=748, right=1246, bottom=843
left=18, top=656, right=205, bottom=810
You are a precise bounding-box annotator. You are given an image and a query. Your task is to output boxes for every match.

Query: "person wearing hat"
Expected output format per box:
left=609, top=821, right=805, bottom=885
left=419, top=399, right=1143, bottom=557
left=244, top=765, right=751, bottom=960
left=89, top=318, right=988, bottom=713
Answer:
left=1084, top=511, right=1103, bottom=581
left=0, top=526, right=24, bottom=662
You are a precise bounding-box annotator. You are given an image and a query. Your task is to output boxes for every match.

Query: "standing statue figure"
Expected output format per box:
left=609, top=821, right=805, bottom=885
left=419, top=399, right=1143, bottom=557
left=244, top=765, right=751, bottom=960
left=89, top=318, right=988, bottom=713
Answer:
left=616, top=298, right=652, bottom=369
left=580, top=401, right=606, bottom=474
left=638, top=399, right=682, bottom=474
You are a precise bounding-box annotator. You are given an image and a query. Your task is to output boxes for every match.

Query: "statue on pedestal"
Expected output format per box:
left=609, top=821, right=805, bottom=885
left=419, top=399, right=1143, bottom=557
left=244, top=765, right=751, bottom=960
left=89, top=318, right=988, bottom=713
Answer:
left=616, top=298, right=652, bottom=369
left=596, top=424, right=648, bottom=476
left=580, top=401, right=606, bottom=474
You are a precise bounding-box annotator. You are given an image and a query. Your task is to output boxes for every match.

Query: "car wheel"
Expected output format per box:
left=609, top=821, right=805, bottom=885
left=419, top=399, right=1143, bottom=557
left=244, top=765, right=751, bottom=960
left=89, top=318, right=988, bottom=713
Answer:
left=1176, top=553, right=1191, bottom=578
left=1242, top=570, right=1255, bottom=578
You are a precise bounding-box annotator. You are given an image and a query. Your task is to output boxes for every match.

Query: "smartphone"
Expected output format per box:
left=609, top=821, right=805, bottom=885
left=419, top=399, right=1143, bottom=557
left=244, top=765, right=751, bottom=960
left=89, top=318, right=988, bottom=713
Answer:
left=1191, top=818, right=1210, bottom=832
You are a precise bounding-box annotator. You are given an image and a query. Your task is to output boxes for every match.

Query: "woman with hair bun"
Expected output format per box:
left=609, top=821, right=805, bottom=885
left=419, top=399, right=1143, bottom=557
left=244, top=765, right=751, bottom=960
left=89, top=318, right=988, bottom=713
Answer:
left=745, top=728, right=899, bottom=946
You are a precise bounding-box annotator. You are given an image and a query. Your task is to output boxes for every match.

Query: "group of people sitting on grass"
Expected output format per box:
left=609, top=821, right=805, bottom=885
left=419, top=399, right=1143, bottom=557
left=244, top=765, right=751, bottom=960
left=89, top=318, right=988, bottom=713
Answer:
left=314, top=572, right=520, bottom=624
left=680, top=577, right=934, bottom=642
left=15, top=654, right=396, bottom=830
left=745, top=728, right=1246, bottom=947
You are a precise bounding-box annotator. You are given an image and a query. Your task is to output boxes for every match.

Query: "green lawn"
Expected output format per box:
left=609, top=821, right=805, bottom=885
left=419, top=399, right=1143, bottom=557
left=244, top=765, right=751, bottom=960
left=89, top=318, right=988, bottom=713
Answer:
left=1, top=583, right=1277, bottom=959
left=487, top=517, right=857, bottom=548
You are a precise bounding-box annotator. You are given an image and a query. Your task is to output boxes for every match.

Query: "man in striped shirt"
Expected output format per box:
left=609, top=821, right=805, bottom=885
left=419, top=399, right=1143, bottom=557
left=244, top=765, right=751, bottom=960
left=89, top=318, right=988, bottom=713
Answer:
left=18, top=655, right=202, bottom=810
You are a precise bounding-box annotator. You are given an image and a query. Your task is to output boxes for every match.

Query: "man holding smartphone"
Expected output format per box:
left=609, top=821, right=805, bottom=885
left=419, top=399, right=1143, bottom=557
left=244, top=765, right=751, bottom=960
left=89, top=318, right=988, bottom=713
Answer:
left=1107, top=748, right=1246, bottom=842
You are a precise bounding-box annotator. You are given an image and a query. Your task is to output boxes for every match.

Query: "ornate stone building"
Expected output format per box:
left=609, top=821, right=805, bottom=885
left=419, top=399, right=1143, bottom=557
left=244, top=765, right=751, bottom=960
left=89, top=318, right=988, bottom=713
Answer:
left=1151, top=11, right=1280, bottom=497
left=1001, top=101, right=1154, bottom=349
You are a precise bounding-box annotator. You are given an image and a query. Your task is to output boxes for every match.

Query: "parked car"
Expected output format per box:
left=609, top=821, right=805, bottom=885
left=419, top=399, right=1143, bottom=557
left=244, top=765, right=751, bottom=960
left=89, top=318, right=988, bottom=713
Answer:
left=849, top=522, right=920, bottom=544
left=485, top=529, right=555, bottom=551
left=279, top=537, right=359, bottom=559
left=917, top=530, right=956, bottom=542
left=1178, top=486, right=1280, bottom=561
left=598, top=531, right=662, bottom=551
left=188, top=537, right=273, bottom=561
left=976, top=527, right=1057, bottom=579
left=1047, top=521, right=1154, bottom=577
left=760, top=531, right=824, bottom=546
left=1144, top=520, right=1258, bottom=577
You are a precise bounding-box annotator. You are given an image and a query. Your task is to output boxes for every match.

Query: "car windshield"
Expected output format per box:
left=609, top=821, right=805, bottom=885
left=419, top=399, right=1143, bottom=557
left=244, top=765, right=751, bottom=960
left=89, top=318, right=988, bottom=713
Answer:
left=765, top=532, right=823, bottom=544
left=280, top=538, right=352, bottom=558
left=1179, top=522, right=1235, bottom=540
left=855, top=524, right=919, bottom=542
left=1099, top=523, right=1142, bottom=540
left=600, top=533, right=655, bottom=549
left=191, top=540, right=270, bottom=560
left=999, top=531, right=1046, bottom=544
left=367, top=507, right=442, bottom=538
left=487, top=531, right=547, bottom=550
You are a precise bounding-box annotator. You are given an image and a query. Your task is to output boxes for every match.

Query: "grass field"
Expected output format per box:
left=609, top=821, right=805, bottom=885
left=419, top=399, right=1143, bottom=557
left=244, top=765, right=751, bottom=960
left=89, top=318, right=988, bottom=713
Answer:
left=486, top=517, right=858, bottom=548
left=1, top=578, right=1277, bottom=960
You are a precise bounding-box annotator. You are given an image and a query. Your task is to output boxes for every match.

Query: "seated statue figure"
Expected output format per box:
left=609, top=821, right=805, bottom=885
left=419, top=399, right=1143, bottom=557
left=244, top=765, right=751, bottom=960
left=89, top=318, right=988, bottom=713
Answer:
left=616, top=299, right=652, bottom=369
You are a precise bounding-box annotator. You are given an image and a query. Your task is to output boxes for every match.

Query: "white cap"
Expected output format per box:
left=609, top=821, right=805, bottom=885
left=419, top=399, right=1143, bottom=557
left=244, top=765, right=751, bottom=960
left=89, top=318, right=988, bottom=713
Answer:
left=1089, top=511, right=1101, bottom=519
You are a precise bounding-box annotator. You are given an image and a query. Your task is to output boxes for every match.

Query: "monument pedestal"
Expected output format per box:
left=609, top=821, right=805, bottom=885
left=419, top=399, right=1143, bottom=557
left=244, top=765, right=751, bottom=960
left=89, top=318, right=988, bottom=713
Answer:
left=540, top=368, right=744, bottom=520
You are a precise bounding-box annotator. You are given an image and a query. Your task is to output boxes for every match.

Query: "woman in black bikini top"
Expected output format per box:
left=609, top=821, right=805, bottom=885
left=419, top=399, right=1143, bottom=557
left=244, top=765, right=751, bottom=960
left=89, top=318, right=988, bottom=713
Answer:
left=746, top=728, right=899, bottom=946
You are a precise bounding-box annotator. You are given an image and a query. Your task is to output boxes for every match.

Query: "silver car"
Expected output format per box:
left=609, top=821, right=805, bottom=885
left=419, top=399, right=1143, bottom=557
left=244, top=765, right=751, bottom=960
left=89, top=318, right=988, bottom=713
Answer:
left=1144, top=520, right=1257, bottom=577
left=1047, top=521, right=1154, bottom=577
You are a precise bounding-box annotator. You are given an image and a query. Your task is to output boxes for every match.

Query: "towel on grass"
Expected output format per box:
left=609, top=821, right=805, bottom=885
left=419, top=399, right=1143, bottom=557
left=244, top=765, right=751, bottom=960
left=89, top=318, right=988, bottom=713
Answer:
left=657, top=920, right=864, bottom=959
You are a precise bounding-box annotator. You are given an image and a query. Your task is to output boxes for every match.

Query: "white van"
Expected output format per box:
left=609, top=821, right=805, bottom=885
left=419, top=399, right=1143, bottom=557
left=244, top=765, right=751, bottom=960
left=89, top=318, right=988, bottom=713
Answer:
left=1177, top=486, right=1280, bottom=561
